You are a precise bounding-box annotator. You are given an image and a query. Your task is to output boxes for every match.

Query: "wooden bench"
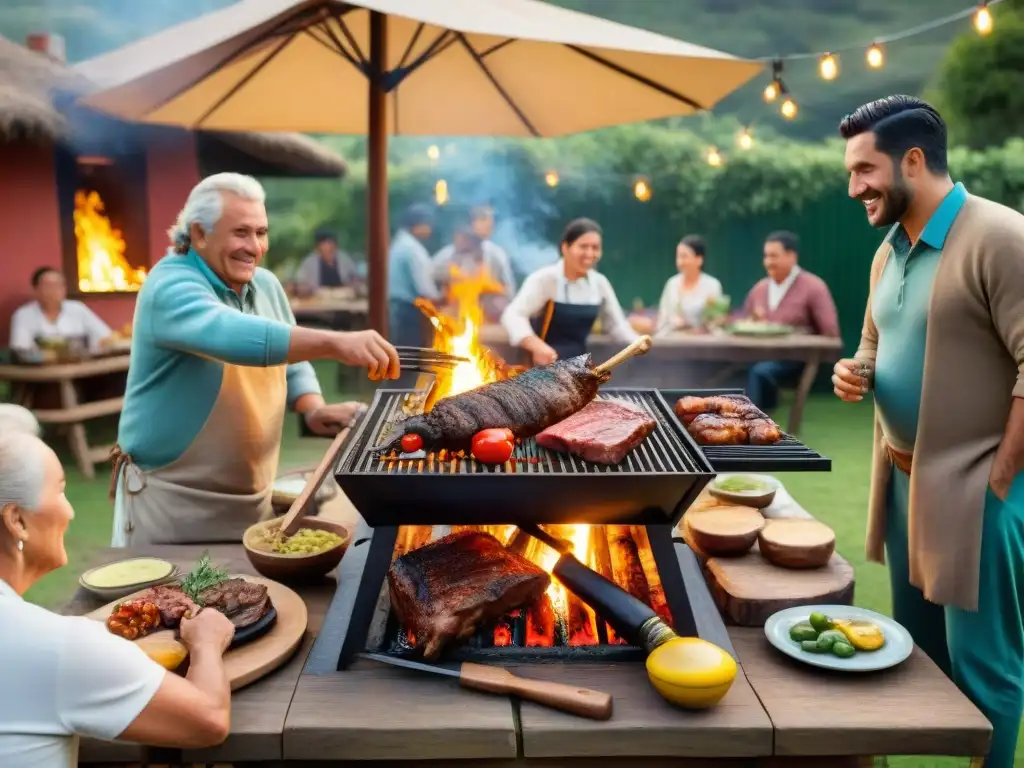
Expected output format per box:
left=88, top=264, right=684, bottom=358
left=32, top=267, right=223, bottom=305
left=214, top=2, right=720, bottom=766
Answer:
left=0, top=354, right=130, bottom=480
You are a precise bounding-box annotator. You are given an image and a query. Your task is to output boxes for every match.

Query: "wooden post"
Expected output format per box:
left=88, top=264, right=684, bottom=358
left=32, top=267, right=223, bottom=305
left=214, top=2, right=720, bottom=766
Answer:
left=366, top=10, right=389, bottom=337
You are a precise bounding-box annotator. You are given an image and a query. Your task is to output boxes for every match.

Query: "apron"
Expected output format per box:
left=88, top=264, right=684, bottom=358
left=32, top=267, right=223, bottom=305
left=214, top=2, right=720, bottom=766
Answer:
left=530, top=276, right=601, bottom=361
left=110, top=362, right=287, bottom=546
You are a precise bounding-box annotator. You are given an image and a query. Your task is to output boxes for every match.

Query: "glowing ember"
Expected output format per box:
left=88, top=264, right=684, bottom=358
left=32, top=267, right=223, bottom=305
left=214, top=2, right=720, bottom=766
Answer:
left=74, top=190, right=146, bottom=293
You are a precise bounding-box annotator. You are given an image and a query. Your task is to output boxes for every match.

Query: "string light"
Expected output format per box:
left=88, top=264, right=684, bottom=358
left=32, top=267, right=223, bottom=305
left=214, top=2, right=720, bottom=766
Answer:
left=780, top=97, right=798, bottom=120
left=818, top=53, right=838, bottom=81
left=737, top=127, right=754, bottom=150
left=974, top=2, right=993, bottom=34
left=763, top=59, right=784, bottom=103
left=544, top=170, right=560, bottom=188
left=705, top=147, right=723, bottom=167
left=434, top=179, right=449, bottom=206
left=866, top=42, right=885, bottom=69
left=633, top=176, right=652, bottom=203
left=426, top=144, right=440, bottom=161
left=763, top=81, right=779, bottom=103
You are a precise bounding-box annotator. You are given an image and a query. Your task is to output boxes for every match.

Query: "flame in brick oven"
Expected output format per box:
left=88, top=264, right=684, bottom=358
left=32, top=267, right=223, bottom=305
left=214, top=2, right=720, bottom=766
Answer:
left=74, top=190, right=146, bottom=293
left=413, top=265, right=515, bottom=411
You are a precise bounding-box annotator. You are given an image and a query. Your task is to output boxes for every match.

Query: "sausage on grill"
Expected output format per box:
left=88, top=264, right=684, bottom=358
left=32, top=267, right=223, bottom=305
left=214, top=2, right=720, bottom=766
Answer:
left=375, top=354, right=608, bottom=453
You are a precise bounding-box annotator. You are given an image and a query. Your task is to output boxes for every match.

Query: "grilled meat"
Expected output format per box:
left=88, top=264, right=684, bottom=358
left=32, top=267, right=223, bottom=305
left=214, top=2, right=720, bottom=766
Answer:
left=676, top=395, right=783, bottom=445
left=536, top=399, right=656, bottom=464
left=199, top=578, right=272, bottom=628
left=388, top=530, right=551, bottom=659
left=133, top=584, right=199, bottom=627
left=377, top=354, right=607, bottom=453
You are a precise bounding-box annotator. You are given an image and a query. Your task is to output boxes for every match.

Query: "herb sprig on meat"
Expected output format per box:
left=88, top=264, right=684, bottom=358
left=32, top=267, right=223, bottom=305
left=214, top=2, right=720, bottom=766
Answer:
left=179, top=553, right=229, bottom=604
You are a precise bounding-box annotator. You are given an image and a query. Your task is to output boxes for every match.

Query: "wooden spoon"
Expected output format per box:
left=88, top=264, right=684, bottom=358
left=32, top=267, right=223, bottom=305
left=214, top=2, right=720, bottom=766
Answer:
left=277, top=427, right=350, bottom=538
left=594, top=335, right=653, bottom=376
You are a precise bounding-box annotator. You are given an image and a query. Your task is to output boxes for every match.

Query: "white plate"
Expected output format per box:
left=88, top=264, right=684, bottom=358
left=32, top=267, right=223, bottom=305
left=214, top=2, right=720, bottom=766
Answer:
left=764, top=604, right=914, bottom=672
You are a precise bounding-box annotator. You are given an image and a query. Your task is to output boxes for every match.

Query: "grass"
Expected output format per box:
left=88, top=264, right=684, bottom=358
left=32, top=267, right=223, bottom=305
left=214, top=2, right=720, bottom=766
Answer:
left=22, top=364, right=1015, bottom=766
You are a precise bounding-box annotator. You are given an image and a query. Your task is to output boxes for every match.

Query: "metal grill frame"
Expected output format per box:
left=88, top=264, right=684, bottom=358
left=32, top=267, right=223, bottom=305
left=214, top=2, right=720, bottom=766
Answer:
left=660, top=388, right=832, bottom=472
left=334, top=388, right=716, bottom=528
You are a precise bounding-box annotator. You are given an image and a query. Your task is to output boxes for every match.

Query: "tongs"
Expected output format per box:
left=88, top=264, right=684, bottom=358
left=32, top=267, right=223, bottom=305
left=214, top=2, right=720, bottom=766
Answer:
left=396, top=346, right=469, bottom=376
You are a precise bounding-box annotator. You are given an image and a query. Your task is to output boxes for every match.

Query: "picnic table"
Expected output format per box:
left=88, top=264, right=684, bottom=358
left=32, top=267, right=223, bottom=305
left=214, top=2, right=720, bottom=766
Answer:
left=290, top=292, right=369, bottom=330
left=59, top=489, right=990, bottom=766
left=479, top=325, right=843, bottom=435
left=0, top=352, right=130, bottom=479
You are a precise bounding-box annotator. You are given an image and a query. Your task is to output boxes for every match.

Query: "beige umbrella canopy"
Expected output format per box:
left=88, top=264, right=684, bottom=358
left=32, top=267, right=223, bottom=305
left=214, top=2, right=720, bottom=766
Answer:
left=75, top=0, right=762, bottom=333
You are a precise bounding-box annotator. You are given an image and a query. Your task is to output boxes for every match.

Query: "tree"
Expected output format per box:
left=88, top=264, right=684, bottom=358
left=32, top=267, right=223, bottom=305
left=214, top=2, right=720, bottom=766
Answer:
left=928, top=7, right=1024, bottom=149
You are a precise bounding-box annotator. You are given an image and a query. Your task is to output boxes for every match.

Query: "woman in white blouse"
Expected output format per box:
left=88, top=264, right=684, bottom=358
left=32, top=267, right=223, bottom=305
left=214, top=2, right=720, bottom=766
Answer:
left=655, top=235, right=724, bottom=334
left=501, top=218, right=638, bottom=366
left=0, top=406, right=237, bottom=767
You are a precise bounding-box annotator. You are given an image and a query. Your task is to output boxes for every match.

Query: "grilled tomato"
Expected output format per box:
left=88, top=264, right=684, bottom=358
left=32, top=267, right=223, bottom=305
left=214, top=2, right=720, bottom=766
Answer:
left=400, top=433, right=424, bottom=453
left=471, top=428, right=515, bottom=464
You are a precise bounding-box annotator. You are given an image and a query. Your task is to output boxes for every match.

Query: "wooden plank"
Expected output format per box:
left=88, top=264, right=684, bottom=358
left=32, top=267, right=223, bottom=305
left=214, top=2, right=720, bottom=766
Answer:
left=33, top=396, right=124, bottom=423
left=515, top=661, right=772, bottom=759
left=677, top=488, right=855, bottom=627
left=284, top=666, right=518, bottom=761
left=0, top=353, right=130, bottom=382
left=732, top=627, right=992, bottom=758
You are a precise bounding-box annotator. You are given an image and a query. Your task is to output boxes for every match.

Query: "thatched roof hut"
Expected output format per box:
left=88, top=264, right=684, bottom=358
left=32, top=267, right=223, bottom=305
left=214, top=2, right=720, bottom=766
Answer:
left=0, top=34, right=346, bottom=177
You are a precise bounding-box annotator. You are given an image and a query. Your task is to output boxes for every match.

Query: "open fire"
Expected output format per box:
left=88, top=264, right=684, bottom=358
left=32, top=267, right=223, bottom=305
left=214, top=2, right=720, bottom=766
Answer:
left=388, top=524, right=673, bottom=653
left=74, top=189, right=147, bottom=293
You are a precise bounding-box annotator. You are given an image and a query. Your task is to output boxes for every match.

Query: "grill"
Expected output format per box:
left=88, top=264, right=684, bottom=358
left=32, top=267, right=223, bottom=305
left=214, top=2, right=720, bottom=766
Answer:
left=660, top=388, right=832, bottom=472
left=334, top=388, right=716, bottom=528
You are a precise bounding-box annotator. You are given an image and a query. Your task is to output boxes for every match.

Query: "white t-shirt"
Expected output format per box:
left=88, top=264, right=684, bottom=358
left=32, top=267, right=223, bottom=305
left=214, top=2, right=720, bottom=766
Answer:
left=0, top=578, right=165, bottom=768
left=9, top=301, right=112, bottom=353
left=500, top=262, right=639, bottom=346
left=655, top=272, right=724, bottom=333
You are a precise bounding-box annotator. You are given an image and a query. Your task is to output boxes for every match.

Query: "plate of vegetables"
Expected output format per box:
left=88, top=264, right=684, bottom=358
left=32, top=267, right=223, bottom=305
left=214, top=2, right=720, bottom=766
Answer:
left=764, top=605, right=913, bottom=672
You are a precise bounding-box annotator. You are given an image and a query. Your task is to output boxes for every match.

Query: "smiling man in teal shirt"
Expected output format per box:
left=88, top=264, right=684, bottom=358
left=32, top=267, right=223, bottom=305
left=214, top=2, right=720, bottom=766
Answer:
left=112, top=173, right=400, bottom=547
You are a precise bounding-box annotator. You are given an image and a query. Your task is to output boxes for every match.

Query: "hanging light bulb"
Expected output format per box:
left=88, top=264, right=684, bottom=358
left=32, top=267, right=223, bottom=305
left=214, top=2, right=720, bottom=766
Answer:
left=974, top=2, right=993, bottom=35
left=781, top=97, right=798, bottom=120
left=866, top=42, right=885, bottom=69
left=763, top=80, right=779, bottom=103
left=737, top=127, right=754, bottom=150
left=633, top=176, right=652, bottom=203
left=426, top=144, right=440, bottom=161
left=705, top=147, right=723, bottom=167
left=434, top=179, right=449, bottom=206
left=819, top=53, right=839, bottom=81
left=544, top=170, right=560, bottom=188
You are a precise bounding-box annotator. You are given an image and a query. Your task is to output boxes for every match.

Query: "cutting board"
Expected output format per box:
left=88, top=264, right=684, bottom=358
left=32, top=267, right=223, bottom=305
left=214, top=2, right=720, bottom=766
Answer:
left=86, top=575, right=307, bottom=691
left=677, top=487, right=854, bottom=627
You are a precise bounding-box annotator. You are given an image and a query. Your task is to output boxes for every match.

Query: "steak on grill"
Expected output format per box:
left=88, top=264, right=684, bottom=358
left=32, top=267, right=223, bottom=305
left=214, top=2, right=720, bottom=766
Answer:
left=199, top=578, right=272, bottom=628
left=375, top=354, right=607, bottom=454
left=388, top=530, right=550, bottom=659
left=536, top=399, right=657, bottom=464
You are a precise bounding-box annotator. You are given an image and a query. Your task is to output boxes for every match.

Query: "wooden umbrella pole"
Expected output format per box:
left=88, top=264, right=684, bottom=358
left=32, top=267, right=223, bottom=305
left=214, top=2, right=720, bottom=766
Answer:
left=367, top=9, right=390, bottom=336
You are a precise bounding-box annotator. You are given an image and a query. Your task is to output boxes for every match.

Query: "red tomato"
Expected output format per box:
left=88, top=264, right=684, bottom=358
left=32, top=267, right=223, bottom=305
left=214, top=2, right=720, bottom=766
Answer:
left=471, top=429, right=515, bottom=464
left=400, top=433, right=424, bottom=453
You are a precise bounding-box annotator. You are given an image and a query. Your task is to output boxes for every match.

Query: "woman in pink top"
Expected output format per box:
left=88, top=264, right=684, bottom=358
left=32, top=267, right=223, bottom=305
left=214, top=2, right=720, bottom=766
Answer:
left=740, top=231, right=840, bottom=410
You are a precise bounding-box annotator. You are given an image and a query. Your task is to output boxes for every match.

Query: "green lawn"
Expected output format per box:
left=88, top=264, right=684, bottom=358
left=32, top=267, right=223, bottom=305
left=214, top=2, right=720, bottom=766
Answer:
left=22, top=366, right=1012, bottom=766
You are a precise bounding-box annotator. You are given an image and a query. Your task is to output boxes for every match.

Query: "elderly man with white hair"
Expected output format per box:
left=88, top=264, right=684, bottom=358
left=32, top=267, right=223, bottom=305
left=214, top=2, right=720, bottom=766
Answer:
left=111, top=173, right=400, bottom=546
left=0, top=407, right=239, bottom=765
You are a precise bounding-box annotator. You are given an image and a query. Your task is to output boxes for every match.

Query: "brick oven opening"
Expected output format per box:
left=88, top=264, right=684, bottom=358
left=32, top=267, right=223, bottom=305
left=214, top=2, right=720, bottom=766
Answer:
left=56, top=151, right=150, bottom=295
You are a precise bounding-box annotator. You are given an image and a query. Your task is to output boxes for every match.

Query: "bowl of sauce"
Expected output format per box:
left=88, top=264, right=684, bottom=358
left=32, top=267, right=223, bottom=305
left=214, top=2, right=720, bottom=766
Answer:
left=708, top=473, right=780, bottom=509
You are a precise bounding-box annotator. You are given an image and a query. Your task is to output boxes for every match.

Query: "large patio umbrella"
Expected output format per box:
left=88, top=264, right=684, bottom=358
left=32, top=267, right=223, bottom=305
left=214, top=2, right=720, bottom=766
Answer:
left=75, top=0, right=762, bottom=335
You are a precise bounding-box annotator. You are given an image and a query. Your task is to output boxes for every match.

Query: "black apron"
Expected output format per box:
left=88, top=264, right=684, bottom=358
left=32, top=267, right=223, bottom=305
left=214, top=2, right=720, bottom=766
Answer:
left=318, top=257, right=344, bottom=288
left=530, top=299, right=600, bottom=360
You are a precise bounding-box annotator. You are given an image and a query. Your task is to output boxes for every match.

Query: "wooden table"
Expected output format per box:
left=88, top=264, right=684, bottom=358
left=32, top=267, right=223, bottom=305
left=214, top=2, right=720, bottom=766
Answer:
left=290, top=294, right=369, bottom=330
left=478, top=325, right=843, bottom=435
left=59, top=491, right=990, bottom=765
left=0, top=353, right=130, bottom=479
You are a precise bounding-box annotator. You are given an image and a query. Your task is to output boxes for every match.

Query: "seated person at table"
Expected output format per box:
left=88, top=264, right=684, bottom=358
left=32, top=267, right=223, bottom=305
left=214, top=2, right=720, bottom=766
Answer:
left=9, top=267, right=112, bottom=355
left=0, top=408, right=238, bottom=765
left=432, top=225, right=513, bottom=322
left=501, top=218, right=638, bottom=367
left=654, top=235, right=724, bottom=334
left=739, top=231, right=840, bottom=411
left=293, top=227, right=359, bottom=294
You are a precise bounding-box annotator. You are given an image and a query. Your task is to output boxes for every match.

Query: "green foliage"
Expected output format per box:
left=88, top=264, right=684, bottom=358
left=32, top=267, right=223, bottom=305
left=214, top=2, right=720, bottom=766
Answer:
left=928, top=6, right=1024, bottom=149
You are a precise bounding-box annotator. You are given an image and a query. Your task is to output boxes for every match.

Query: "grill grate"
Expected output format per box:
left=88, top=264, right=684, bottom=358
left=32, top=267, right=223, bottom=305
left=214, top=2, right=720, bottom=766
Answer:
left=659, top=388, right=831, bottom=472
left=334, top=388, right=715, bottom=527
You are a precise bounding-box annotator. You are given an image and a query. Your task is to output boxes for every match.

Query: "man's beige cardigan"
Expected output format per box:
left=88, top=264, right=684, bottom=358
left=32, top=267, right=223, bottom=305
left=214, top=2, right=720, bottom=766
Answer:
left=856, top=195, right=1024, bottom=611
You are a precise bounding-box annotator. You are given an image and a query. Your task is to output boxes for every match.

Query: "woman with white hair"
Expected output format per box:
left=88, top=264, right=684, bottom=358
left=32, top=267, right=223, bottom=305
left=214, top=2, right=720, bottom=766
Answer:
left=0, top=422, right=238, bottom=766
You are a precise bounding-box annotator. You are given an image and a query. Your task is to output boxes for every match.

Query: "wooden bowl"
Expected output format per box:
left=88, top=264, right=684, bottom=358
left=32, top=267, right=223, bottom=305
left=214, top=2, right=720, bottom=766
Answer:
left=243, top=517, right=350, bottom=583
left=707, top=474, right=779, bottom=509
left=684, top=505, right=765, bottom=556
left=758, top=519, right=835, bottom=569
